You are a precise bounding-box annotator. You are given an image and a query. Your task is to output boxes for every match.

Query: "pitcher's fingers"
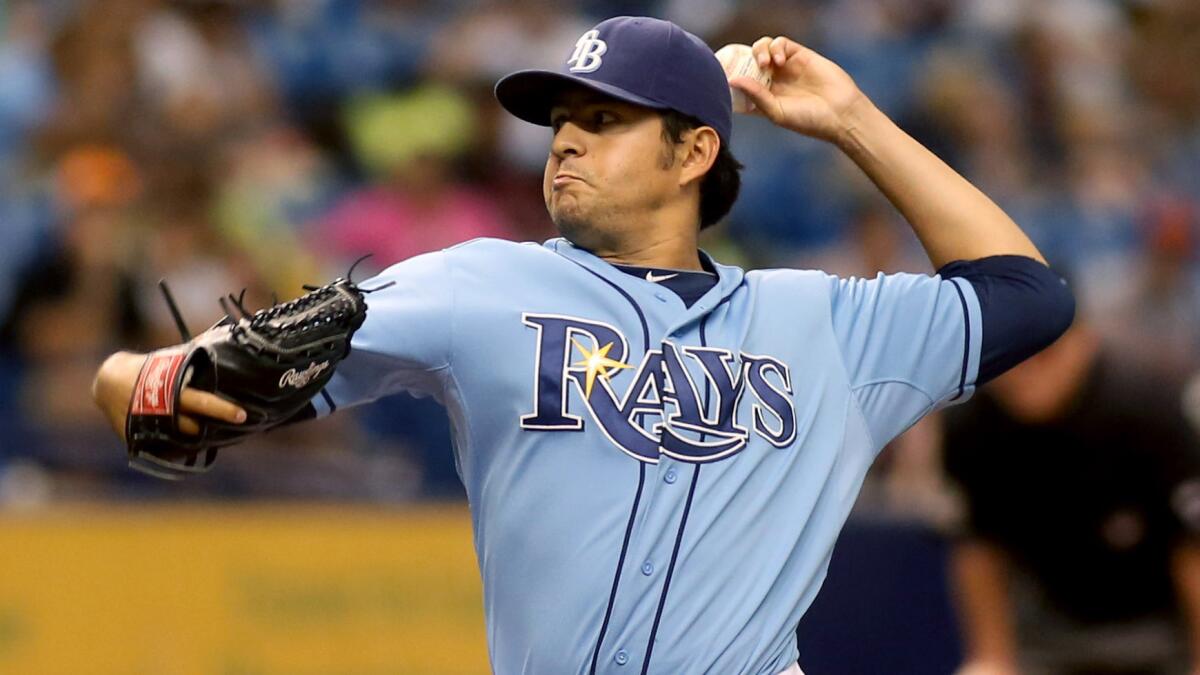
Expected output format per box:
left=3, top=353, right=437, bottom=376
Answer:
left=751, top=36, right=773, bottom=69
left=179, top=414, right=200, bottom=435
left=769, top=36, right=790, bottom=66
left=731, top=77, right=777, bottom=120
left=180, top=388, right=248, bottom=424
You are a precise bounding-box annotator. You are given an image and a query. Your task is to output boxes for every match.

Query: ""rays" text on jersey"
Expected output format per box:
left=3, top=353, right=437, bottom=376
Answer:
left=520, top=314, right=796, bottom=463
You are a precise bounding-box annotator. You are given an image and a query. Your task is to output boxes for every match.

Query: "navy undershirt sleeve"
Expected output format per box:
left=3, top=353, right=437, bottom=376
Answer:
left=938, top=255, right=1075, bottom=385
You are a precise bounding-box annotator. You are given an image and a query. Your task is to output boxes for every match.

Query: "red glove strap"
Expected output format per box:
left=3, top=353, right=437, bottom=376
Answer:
left=130, top=350, right=187, bottom=416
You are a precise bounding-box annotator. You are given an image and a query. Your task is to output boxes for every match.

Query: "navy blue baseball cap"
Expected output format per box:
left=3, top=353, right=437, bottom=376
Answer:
left=495, top=16, right=733, bottom=144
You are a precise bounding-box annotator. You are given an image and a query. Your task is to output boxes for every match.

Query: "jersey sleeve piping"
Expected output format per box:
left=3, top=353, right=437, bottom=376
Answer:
left=949, top=277, right=971, bottom=401
left=948, top=275, right=983, bottom=403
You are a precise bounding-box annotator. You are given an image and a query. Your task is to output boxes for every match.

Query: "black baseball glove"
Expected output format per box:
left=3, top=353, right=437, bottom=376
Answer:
left=125, top=275, right=377, bottom=480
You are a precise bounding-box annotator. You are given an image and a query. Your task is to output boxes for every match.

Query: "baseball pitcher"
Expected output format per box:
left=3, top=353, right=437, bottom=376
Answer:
left=92, top=17, right=1075, bottom=675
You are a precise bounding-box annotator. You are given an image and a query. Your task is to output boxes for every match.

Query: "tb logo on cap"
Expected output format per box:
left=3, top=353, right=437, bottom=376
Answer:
left=567, top=29, right=607, bottom=73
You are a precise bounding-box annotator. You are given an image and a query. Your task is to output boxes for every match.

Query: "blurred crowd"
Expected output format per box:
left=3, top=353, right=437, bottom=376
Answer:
left=0, top=0, right=1197, bottom=507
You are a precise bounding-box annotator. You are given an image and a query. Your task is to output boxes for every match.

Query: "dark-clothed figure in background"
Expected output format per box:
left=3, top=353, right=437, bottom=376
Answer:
left=945, top=323, right=1200, bottom=675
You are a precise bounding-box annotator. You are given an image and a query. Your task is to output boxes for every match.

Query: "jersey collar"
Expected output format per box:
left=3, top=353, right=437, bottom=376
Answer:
left=545, top=237, right=746, bottom=317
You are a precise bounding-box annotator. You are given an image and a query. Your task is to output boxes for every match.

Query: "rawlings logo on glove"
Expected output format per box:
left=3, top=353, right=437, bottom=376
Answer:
left=279, top=361, right=330, bottom=389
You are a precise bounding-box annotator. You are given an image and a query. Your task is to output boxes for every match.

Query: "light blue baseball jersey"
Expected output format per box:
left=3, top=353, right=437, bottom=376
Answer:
left=313, top=236, right=982, bottom=674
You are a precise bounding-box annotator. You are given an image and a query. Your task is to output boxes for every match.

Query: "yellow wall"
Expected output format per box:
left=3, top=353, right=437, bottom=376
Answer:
left=0, top=505, right=489, bottom=675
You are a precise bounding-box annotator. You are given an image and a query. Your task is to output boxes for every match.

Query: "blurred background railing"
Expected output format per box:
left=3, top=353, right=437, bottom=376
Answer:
left=1, top=1, right=1197, bottom=673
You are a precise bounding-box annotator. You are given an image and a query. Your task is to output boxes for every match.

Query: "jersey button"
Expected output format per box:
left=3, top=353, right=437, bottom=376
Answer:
left=664, top=470, right=677, bottom=484
left=615, top=650, right=629, bottom=665
left=641, top=561, right=654, bottom=575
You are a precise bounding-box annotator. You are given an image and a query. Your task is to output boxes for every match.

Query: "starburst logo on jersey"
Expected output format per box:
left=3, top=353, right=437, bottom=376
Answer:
left=520, top=314, right=797, bottom=463
left=571, top=338, right=633, bottom=398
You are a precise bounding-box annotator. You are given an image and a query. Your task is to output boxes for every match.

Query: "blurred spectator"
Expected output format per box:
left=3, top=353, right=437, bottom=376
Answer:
left=39, top=0, right=146, bottom=152
left=0, top=1, right=56, bottom=175
left=211, top=122, right=336, bottom=297
left=427, top=0, right=591, bottom=181
left=134, top=164, right=260, bottom=344
left=944, top=324, right=1200, bottom=674
left=914, top=48, right=1037, bottom=204
left=1, top=143, right=148, bottom=492
left=809, top=199, right=930, bottom=277
left=814, top=0, right=952, bottom=116
left=426, top=0, right=590, bottom=84
left=133, top=0, right=276, bottom=142
left=313, top=84, right=518, bottom=269
left=247, top=0, right=443, bottom=124
left=1091, top=197, right=1200, bottom=374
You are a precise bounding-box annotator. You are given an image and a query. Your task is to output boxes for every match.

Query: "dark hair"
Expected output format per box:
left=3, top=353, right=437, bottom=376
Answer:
left=660, top=110, right=743, bottom=229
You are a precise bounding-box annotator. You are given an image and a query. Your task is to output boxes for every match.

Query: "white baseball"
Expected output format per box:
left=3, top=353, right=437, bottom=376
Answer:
left=714, top=43, right=772, bottom=114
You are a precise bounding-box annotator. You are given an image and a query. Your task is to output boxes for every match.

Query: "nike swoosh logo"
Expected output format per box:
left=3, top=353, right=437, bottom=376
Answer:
left=645, top=271, right=679, bottom=283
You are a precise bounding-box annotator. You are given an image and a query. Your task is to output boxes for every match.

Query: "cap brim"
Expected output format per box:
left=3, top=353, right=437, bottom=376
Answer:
left=494, top=70, right=669, bottom=127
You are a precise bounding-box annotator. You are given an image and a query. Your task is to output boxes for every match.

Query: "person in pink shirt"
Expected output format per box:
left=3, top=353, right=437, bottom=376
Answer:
left=316, top=85, right=518, bottom=266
